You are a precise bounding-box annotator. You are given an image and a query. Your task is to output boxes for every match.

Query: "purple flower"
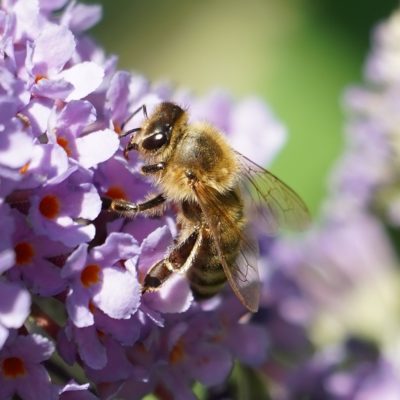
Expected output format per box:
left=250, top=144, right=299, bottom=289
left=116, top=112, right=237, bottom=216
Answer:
left=0, top=333, right=54, bottom=400
left=46, top=100, right=119, bottom=169
left=282, top=339, right=400, bottom=400
left=94, top=157, right=152, bottom=205
left=8, top=208, right=67, bottom=295
left=0, top=0, right=300, bottom=398
left=62, top=232, right=141, bottom=327
left=29, top=169, right=102, bottom=247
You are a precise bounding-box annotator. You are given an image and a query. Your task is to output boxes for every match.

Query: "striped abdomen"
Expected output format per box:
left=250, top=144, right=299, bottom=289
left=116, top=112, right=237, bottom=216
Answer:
left=186, top=190, right=244, bottom=300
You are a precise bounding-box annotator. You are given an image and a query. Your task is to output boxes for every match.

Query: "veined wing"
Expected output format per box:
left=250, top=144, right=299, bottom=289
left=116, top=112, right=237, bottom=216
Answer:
left=192, top=181, right=260, bottom=313
left=234, top=151, right=310, bottom=235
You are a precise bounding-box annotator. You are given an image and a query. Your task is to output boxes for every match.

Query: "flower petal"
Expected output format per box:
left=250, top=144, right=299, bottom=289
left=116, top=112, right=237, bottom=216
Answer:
left=16, top=365, right=53, bottom=400
left=59, top=62, right=104, bottom=101
left=57, top=100, right=96, bottom=135
left=75, top=326, right=107, bottom=369
left=139, top=226, right=173, bottom=276
left=0, top=96, right=17, bottom=124
left=189, top=343, right=232, bottom=386
left=106, top=71, right=131, bottom=123
left=62, top=3, right=102, bottom=33
left=13, top=333, right=54, bottom=363
left=0, top=121, right=33, bottom=169
left=227, top=324, right=268, bottom=366
left=39, top=0, right=69, bottom=11
left=66, top=286, right=94, bottom=328
left=31, top=78, right=74, bottom=101
left=0, top=281, right=31, bottom=329
left=32, top=23, right=75, bottom=76
left=62, top=244, right=88, bottom=278
left=23, top=98, right=53, bottom=137
left=93, top=266, right=140, bottom=319
left=144, top=274, right=193, bottom=314
left=91, top=232, right=140, bottom=267
left=75, top=129, right=119, bottom=168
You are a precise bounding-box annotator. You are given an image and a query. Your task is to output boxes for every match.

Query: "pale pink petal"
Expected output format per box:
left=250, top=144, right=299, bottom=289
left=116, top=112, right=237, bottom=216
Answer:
left=66, top=287, right=94, bottom=328
left=59, top=62, right=104, bottom=101
left=75, top=129, right=119, bottom=168
left=61, top=244, right=88, bottom=278
left=32, top=23, right=75, bottom=76
left=0, top=127, right=33, bottom=168
left=61, top=3, right=102, bottom=33
left=39, top=0, right=69, bottom=11
left=31, top=78, right=73, bottom=100
left=13, top=0, right=40, bottom=40
left=93, top=267, right=140, bottom=319
left=0, top=281, right=31, bottom=329
left=139, top=226, right=173, bottom=275
left=23, top=98, right=52, bottom=136
left=144, top=274, right=193, bottom=313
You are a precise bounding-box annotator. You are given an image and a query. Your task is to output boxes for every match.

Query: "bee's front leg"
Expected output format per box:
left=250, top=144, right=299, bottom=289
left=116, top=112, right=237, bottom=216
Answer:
left=102, top=194, right=166, bottom=218
left=141, top=162, right=166, bottom=174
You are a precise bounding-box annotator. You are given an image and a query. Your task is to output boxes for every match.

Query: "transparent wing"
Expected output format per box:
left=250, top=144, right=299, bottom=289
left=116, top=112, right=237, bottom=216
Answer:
left=227, top=230, right=260, bottom=313
left=190, top=152, right=309, bottom=312
left=234, top=151, right=310, bottom=234
left=193, top=181, right=260, bottom=312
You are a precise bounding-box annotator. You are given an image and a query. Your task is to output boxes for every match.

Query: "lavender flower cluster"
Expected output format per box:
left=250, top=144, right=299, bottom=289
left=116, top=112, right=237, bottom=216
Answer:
left=3, top=0, right=400, bottom=399
left=256, top=8, right=400, bottom=400
left=0, top=1, right=289, bottom=398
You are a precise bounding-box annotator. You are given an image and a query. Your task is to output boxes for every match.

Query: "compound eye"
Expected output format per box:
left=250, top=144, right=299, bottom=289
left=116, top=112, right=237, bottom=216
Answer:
left=142, top=125, right=171, bottom=151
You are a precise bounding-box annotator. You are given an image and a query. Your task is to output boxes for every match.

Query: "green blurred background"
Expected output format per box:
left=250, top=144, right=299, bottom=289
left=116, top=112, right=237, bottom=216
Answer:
left=86, top=0, right=398, bottom=215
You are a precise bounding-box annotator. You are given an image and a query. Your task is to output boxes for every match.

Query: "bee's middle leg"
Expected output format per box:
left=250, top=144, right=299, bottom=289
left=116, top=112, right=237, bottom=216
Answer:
left=102, top=194, right=166, bottom=218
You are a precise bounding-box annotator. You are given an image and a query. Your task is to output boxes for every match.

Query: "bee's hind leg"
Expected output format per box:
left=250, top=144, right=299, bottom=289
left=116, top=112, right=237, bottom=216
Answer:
left=102, top=194, right=166, bottom=218
left=143, top=229, right=200, bottom=292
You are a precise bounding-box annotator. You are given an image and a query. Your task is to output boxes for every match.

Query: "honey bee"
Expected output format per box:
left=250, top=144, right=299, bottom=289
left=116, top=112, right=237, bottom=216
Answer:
left=105, top=102, right=309, bottom=312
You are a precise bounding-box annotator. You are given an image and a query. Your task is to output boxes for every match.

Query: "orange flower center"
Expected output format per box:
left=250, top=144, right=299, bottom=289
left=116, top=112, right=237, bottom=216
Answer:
left=14, top=242, right=35, bottom=265
left=56, top=136, right=72, bottom=157
left=19, top=162, right=30, bottom=175
left=113, top=122, right=122, bottom=134
left=34, top=75, right=46, bottom=84
left=39, top=195, right=60, bottom=219
left=2, top=357, right=26, bottom=378
left=105, top=186, right=127, bottom=200
left=169, top=339, right=185, bottom=364
left=80, top=264, right=101, bottom=288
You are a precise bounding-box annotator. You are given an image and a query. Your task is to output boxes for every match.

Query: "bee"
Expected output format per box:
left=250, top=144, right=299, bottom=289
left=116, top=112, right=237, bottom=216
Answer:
left=105, top=102, right=309, bottom=312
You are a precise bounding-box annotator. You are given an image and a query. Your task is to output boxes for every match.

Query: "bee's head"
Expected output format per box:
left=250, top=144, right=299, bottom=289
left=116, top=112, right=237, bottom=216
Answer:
left=124, top=102, right=187, bottom=159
